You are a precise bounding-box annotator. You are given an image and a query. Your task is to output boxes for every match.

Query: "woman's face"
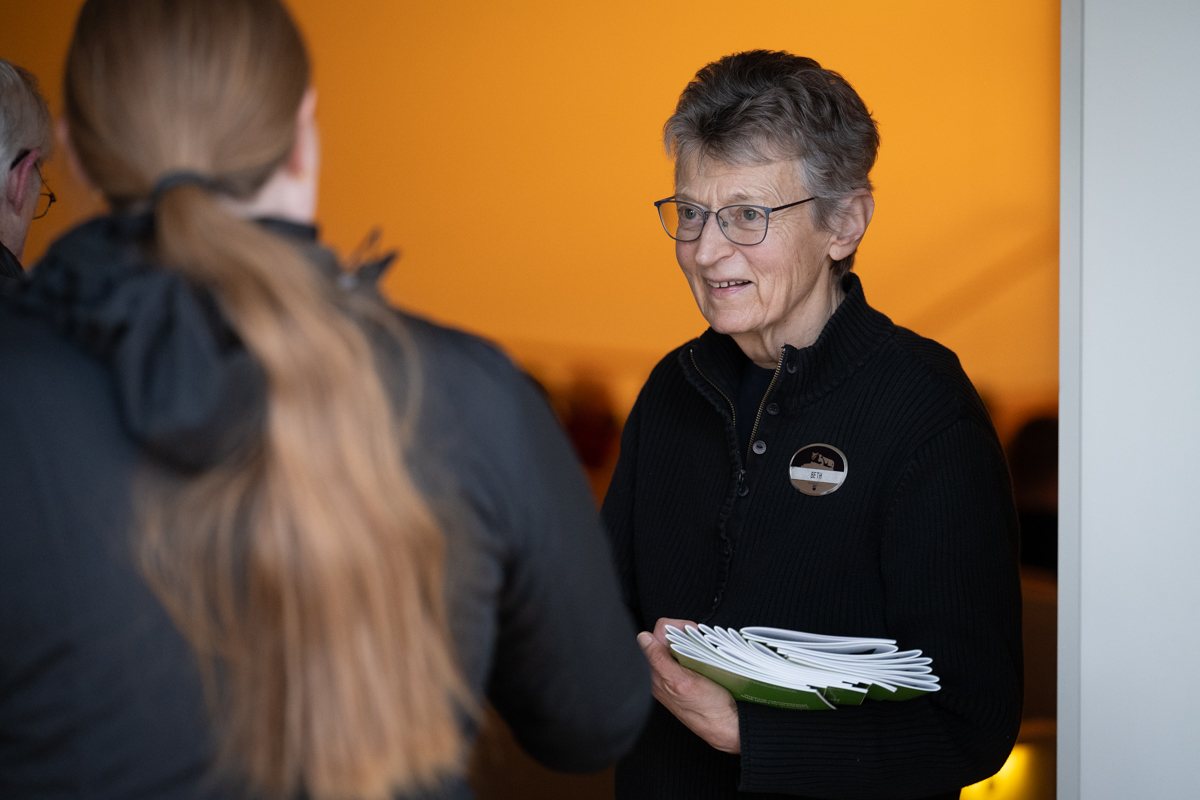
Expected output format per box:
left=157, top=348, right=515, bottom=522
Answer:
left=673, top=157, right=840, bottom=360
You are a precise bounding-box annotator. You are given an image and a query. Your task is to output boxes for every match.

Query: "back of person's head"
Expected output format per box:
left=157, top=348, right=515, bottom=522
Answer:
left=0, top=58, right=54, bottom=262
left=663, top=50, right=879, bottom=275
left=64, top=1, right=467, bottom=797
left=0, top=58, right=52, bottom=172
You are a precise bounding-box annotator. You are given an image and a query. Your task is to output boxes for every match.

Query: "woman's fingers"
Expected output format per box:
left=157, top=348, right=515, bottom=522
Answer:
left=651, top=617, right=696, bottom=647
left=638, top=619, right=742, bottom=754
left=637, top=630, right=693, bottom=699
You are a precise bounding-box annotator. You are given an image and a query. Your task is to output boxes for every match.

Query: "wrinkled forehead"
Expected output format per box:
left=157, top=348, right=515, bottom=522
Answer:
left=673, top=148, right=807, bottom=203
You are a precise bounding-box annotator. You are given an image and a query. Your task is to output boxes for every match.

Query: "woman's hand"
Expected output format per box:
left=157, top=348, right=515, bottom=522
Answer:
left=638, top=617, right=741, bottom=754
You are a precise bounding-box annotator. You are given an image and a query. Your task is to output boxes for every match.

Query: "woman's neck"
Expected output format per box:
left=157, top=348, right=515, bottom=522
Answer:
left=220, top=165, right=316, bottom=225
left=732, top=274, right=845, bottom=369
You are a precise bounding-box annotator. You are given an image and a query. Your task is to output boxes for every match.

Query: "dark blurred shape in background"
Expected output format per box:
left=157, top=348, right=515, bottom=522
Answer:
left=1008, top=416, right=1058, bottom=572
left=541, top=372, right=622, bottom=505
left=1006, top=416, right=1058, bottom=799
left=561, top=378, right=619, bottom=469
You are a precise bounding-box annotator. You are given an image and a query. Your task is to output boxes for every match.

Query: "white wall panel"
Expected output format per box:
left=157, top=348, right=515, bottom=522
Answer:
left=1064, top=1, right=1200, bottom=796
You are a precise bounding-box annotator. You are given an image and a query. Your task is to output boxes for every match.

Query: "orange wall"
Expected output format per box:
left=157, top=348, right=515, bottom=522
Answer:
left=3, top=0, right=1059, bottom=436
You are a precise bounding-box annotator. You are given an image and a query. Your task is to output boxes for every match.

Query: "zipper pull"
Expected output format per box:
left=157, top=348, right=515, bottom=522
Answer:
left=736, top=469, right=748, bottom=497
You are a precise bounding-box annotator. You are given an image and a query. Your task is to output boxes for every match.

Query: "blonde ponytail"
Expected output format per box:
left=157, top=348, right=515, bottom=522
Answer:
left=64, top=1, right=469, bottom=797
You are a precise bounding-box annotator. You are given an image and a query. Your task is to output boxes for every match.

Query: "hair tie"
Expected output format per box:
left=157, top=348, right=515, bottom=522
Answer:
left=150, top=171, right=216, bottom=207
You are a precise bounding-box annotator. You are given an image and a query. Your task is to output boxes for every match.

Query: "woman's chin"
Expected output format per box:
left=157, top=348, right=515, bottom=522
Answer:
left=704, top=314, right=761, bottom=338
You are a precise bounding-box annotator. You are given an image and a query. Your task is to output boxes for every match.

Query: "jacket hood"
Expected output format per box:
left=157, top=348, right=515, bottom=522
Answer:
left=11, top=214, right=270, bottom=471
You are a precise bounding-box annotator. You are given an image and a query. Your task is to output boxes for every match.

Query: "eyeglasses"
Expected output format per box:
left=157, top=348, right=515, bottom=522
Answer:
left=8, top=150, right=56, bottom=220
left=32, top=166, right=55, bottom=220
left=654, top=196, right=816, bottom=246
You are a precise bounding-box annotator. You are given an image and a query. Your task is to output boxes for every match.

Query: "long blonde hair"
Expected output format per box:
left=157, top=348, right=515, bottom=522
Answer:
left=64, top=1, right=468, bottom=797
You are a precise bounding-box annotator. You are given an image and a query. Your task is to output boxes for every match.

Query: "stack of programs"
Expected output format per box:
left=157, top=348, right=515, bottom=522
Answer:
left=665, top=624, right=941, bottom=710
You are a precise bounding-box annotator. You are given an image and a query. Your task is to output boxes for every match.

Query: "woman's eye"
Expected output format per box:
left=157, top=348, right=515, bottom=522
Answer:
left=741, top=208, right=759, bottom=221
left=680, top=207, right=699, bottom=220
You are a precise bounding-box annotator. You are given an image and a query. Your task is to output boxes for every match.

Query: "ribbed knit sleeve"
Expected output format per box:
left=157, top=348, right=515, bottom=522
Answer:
left=736, top=418, right=1023, bottom=799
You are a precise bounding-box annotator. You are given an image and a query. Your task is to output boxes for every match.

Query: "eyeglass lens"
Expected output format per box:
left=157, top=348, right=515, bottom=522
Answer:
left=657, top=201, right=770, bottom=246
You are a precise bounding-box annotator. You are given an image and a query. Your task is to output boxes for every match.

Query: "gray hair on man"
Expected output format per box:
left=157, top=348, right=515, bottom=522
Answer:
left=1, top=58, right=54, bottom=172
left=663, top=50, right=879, bottom=277
left=0, top=58, right=54, bottom=272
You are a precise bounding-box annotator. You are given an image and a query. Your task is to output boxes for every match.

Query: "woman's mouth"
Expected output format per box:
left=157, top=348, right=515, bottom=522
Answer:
left=706, top=279, right=751, bottom=289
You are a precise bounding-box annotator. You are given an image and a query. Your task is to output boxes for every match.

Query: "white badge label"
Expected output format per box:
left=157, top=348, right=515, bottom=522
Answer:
left=789, top=467, right=846, bottom=484
left=789, top=444, right=848, bottom=496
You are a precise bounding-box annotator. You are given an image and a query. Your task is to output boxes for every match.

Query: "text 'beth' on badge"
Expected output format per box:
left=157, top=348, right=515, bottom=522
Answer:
left=789, top=444, right=848, bottom=496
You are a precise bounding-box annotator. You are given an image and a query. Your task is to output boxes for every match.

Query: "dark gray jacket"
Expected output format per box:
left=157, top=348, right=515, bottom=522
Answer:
left=0, top=241, right=22, bottom=295
left=0, top=214, right=651, bottom=798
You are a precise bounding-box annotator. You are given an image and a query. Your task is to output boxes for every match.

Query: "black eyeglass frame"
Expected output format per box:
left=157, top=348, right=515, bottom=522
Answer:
left=32, top=165, right=56, bottom=220
left=653, top=196, right=817, bottom=246
left=9, top=149, right=56, bottom=220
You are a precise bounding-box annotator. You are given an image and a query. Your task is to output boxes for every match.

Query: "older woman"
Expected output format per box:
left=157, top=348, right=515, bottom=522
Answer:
left=603, top=51, right=1022, bottom=800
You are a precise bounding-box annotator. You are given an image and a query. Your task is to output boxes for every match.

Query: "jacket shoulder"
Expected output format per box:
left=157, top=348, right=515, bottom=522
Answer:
left=881, top=325, right=994, bottom=435
left=388, top=310, right=552, bottom=467
left=397, top=311, right=520, bottom=385
left=0, top=302, right=109, bottom=406
left=647, top=341, right=690, bottom=385
left=623, top=340, right=700, bottom=419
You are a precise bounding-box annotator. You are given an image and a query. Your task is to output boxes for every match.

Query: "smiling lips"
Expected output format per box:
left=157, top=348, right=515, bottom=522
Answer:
left=707, top=279, right=751, bottom=289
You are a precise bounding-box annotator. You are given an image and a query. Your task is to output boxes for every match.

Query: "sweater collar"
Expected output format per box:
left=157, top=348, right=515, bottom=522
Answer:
left=680, top=272, right=895, bottom=416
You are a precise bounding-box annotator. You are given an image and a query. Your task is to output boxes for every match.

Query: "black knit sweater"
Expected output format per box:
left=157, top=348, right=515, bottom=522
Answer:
left=602, top=273, right=1023, bottom=800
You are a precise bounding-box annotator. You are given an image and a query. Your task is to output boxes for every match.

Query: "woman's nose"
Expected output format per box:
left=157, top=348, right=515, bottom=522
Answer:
left=693, top=213, right=736, bottom=265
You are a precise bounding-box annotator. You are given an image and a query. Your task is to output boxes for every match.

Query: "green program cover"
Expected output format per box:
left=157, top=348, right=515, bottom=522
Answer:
left=672, top=651, right=835, bottom=710
left=822, top=683, right=868, bottom=706
left=865, top=683, right=933, bottom=702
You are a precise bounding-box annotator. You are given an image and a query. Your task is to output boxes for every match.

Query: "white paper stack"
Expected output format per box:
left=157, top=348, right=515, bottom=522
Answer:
left=665, top=624, right=940, bottom=711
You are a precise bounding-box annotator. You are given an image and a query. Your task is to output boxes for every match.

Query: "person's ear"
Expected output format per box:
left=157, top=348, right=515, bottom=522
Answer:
left=828, top=191, right=874, bottom=262
left=285, top=87, right=318, bottom=178
left=5, top=149, right=40, bottom=212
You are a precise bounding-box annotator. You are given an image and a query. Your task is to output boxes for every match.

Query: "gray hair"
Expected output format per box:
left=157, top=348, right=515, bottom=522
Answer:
left=0, top=58, right=54, bottom=177
left=664, top=50, right=879, bottom=276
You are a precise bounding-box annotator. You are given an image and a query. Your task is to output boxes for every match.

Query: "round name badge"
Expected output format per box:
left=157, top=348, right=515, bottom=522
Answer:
left=789, top=444, right=848, bottom=496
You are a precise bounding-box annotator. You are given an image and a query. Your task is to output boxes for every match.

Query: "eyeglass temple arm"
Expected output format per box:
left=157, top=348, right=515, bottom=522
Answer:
left=769, top=197, right=817, bottom=212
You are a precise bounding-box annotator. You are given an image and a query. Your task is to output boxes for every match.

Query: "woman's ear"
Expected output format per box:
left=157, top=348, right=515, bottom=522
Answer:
left=828, top=191, right=875, bottom=262
left=225, top=88, right=319, bottom=223
left=285, top=87, right=319, bottom=178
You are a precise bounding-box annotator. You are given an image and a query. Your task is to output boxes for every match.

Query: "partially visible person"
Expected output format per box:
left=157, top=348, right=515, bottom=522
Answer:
left=0, top=58, right=54, bottom=290
left=0, top=1, right=649, bottom=798
left=1007, top=416, right=1058, bottom=572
